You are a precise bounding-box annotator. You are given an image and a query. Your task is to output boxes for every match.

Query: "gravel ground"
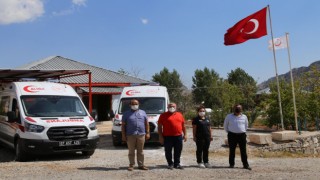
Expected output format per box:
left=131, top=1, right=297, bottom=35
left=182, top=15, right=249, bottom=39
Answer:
left=0, top=122, right=319, bottom=180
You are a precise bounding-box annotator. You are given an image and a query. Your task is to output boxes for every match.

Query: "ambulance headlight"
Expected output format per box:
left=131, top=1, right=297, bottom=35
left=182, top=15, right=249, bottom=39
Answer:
left=25, top=122, right=45, bottom=133
left=89, top=122, right=97, bottom=130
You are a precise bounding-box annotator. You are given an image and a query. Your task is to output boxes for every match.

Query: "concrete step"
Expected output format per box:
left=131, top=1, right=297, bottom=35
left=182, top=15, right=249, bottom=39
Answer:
left=272, top=130, right=297, bottom=141
left=249, top=133, right=272, bottom=145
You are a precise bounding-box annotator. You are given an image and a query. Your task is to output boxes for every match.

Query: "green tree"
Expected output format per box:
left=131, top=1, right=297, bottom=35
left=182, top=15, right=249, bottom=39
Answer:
left=152, top=67, right=184, bottom=108
left=192, top=67, right=221, bottom=108
left=301, top=65, right=320, bottom=94
left=210, top=80, right=243, bottom=127
left=227, top=68, right=256, bottom=86
left=117, top=68, right=129, bottom=75
left=298, top=65, right=320, bottom=126
left=227, top=68, right=257, bottom=110
left=179, top=90, right=196, bottom=120
left=265, top=80, right=297, bottom=129
left=257, top=65, right=320, bottom=130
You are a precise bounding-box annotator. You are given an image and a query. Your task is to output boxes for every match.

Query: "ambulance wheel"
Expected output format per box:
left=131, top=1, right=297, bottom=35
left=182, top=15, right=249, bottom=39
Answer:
left=15, top=139, right=29, bottom=162
left=82, top=150, right=95, bottom=156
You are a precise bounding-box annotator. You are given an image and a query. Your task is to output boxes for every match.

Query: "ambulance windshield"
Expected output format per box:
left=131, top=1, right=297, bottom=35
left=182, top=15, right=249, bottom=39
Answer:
left=21, top=95, right=87, bottom=117
left=118, top=97, right=165, bottom=114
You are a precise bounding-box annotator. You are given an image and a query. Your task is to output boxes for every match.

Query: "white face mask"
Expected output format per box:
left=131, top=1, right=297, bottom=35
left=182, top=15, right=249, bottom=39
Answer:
left=168, top=107, right=176, bottom=113
left=198, top=112, right=205, bottom=117
left=131, top=105, right=139, bottom=111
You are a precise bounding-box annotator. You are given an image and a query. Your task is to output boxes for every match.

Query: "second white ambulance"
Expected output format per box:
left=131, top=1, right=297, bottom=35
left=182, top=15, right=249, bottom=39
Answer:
left=111, top=85, right=169, bottom=146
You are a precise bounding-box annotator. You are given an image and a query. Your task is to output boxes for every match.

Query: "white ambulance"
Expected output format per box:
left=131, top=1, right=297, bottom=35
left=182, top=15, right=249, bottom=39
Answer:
left=0, top=81, right=99, bottom=161
left=112, top=85, right=169, bottom=146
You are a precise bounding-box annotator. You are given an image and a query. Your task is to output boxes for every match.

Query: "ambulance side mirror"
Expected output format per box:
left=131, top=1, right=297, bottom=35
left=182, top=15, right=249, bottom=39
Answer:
left=109, top=110, right=115, bottom=119
left=90, top=111, right=97, bottom=121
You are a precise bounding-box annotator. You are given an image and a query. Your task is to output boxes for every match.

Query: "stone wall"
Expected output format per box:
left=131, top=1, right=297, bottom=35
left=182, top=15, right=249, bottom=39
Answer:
left=257, top=133, right=320, bottom=155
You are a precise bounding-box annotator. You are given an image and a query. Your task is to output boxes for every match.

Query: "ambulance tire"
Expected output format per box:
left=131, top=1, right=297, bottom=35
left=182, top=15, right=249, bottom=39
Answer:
left=82, top=150, right=95, bottom=157
left=15, top=139, right=29, bottom=162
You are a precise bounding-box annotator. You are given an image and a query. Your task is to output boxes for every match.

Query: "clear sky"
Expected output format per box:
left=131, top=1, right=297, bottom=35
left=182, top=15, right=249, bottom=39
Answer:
left=1, top=0, right=320, bottom=88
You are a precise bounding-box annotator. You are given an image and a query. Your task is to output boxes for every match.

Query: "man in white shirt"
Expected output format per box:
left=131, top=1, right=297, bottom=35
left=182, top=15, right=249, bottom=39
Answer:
left=224, top=104, right=251, bottom=170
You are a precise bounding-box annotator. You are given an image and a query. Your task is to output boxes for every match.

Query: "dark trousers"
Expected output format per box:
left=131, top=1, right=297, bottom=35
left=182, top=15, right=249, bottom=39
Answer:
left=164, top=135, right=183, bottom=167
left=196, top=138, right=210, bottom=163
left=227, top=132, right=249, bottom=167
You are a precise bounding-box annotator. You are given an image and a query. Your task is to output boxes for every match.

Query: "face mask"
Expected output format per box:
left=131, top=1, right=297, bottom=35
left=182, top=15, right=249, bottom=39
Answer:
left=168, top=107, right=176, bottom=113
left=198, top=112, right=205, bottom=117
left=131, top=105, right=139, bottom=111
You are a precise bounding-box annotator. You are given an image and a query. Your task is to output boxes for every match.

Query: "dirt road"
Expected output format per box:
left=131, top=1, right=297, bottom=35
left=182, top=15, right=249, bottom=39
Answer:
left=0, top=121, right=319, bottom=180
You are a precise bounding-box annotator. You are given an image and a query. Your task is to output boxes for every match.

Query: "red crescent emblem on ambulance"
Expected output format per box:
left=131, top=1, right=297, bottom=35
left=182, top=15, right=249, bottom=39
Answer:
left=126, top=90, right=134, bottom=96
left=125, top=90, right=140, bottom=96
left=23, top=85, right=36, bottom=93
left=23, top=85, right=44, bottom=93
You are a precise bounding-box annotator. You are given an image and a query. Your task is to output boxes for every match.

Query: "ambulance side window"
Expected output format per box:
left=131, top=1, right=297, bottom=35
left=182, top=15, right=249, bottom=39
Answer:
left=0, top=96, right=10, bottom=116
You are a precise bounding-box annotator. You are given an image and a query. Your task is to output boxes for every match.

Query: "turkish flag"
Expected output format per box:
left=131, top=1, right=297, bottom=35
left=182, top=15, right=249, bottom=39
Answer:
left=224, top=7, right=267, bottom=46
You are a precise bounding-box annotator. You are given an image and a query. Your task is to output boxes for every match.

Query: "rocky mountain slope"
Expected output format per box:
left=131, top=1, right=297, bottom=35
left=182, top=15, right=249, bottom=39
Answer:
left=258, top=60, right=320, bottom=90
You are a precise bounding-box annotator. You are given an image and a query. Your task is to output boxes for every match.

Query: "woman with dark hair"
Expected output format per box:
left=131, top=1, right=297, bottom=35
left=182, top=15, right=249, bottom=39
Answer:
left=192, top=106, right=213, bottom=168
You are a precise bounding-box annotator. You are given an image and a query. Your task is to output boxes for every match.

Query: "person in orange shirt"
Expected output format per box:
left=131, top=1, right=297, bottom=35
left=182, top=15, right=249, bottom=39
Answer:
left=158, top=103, right=187, bottom=170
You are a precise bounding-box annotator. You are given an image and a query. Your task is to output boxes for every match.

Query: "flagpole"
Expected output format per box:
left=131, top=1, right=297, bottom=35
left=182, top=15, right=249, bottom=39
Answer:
left=267, top=5, right=285, bottom=130
left=285, top=33, right=298, bottom=133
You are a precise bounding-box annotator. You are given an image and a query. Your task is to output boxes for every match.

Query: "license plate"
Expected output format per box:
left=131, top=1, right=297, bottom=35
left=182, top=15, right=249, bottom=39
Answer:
left=58, top=140, right=80, bottom=146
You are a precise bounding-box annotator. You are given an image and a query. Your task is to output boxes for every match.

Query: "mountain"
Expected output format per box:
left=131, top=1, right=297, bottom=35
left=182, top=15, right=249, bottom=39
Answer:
left=258, top=60, right=320, bottom=90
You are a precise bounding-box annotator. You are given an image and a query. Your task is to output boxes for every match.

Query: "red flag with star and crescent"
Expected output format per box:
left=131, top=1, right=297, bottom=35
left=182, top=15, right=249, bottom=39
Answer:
left=224, top=7, right=267, bottom=46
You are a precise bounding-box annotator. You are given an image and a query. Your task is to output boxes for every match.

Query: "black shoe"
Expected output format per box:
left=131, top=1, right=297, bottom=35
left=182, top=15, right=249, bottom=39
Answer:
left=174, top=165, right=184, bottom=170
left=167, top=164, right=174, bottom=170
left=244, top=166, right=252, bottom=170
left=229, top=165, right=234, bottom=168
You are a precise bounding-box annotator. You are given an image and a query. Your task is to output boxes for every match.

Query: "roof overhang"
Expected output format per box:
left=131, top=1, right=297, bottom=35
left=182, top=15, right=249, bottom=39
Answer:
left=68, top=82, right=131, bottom=87
left=78, top=87, right=122, bottom=95
left=0, top=69, right=90, bottom=81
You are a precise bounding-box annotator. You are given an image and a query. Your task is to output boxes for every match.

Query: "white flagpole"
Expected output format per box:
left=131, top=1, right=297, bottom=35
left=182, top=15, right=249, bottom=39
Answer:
left=285, top=33, right=298, bottom=133
left=268, top=5, right=285, bottom=130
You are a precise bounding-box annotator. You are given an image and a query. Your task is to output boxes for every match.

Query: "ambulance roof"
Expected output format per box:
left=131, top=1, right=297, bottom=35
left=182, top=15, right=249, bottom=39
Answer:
left=11, top=81, right=77, bottom=96
left=121, top=86, right=168, bottom=98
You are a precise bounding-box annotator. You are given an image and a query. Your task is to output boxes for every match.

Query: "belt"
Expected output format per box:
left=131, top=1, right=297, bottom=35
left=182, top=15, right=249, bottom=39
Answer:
left=229, top=131, right=245, bottom=135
